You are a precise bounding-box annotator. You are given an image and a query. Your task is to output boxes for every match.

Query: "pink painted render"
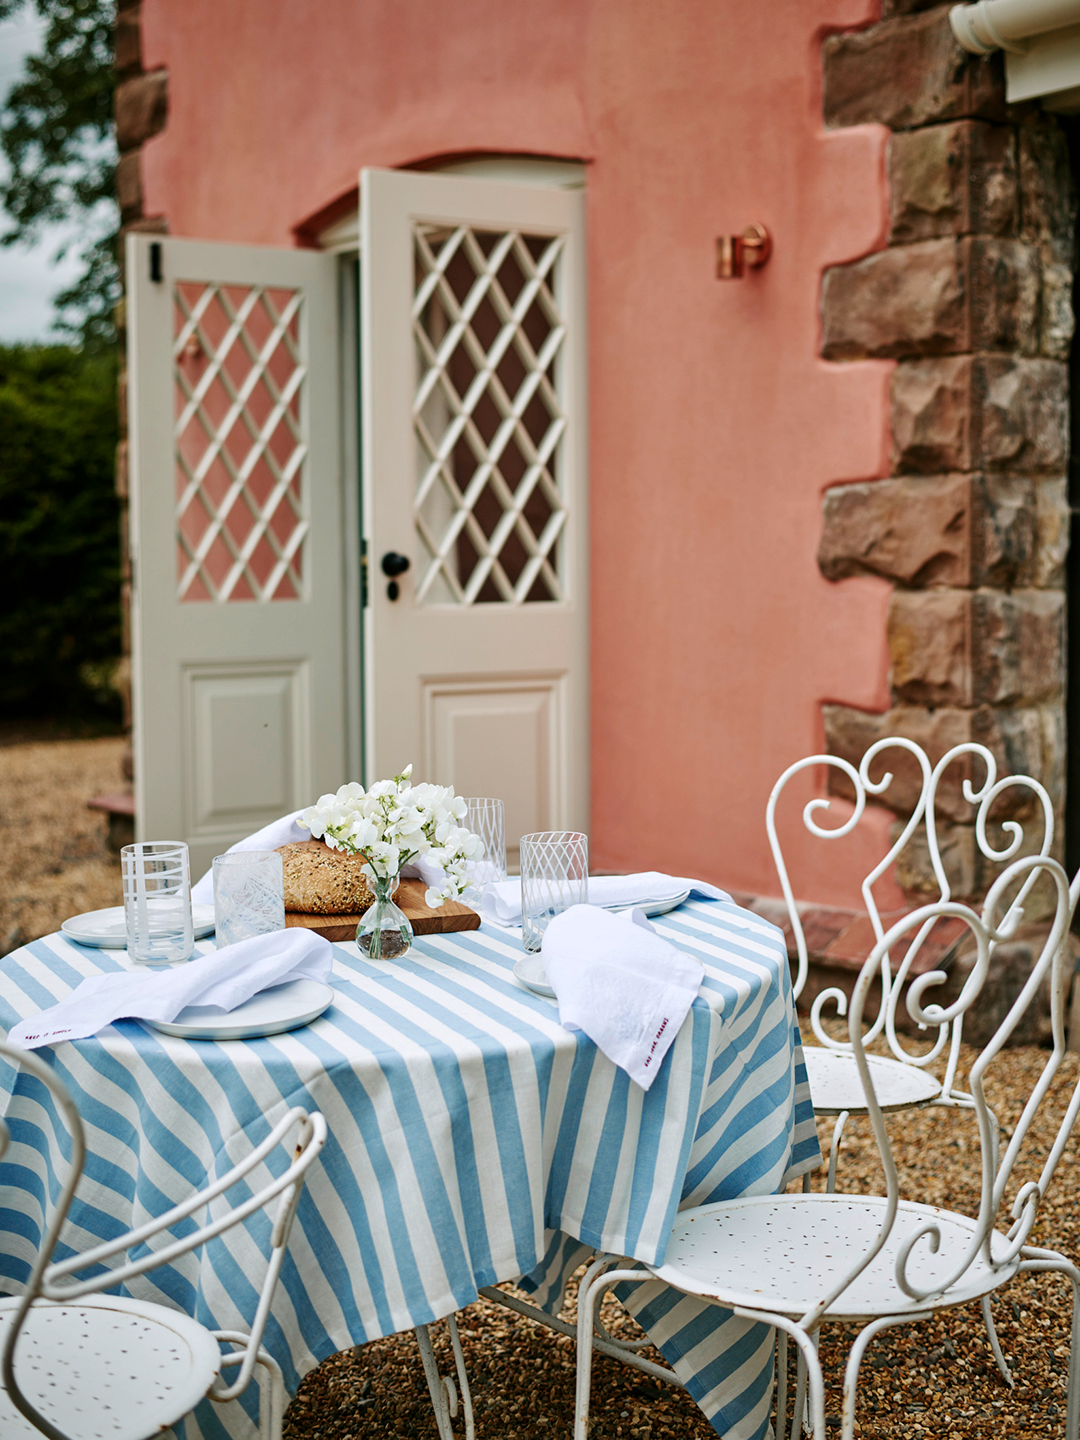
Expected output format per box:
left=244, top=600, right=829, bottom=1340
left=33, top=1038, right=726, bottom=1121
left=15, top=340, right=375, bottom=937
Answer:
left=139, top=0, right=899, bottom=909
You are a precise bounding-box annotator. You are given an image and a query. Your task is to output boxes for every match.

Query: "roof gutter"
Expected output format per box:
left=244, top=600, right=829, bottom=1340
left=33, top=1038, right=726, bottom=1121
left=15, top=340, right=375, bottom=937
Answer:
left=950, top=0, right=1080, bottom=107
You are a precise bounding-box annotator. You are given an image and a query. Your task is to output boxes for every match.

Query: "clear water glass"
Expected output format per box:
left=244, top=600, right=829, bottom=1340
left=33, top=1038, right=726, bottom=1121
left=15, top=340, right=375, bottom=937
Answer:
left=212, top=850, right=286, bottom=948
left=465, top=798, right=507, bottom=886
left=122, top=842, right=194, bottom=965
left=520, top=831, right=588, bottom=953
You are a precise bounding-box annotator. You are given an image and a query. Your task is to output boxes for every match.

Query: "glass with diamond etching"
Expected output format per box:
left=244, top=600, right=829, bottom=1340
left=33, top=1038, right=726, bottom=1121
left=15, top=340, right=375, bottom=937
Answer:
left=520, top=831, right=588, bottom=952
left=464, top=798, right=507, bottom=886
left=212, top=851, right=286, bottom=947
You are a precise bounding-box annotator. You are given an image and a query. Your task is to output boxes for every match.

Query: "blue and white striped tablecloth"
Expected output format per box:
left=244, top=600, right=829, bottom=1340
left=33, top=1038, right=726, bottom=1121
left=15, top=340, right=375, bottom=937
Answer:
left=0, top=897, right=819, bottom=1440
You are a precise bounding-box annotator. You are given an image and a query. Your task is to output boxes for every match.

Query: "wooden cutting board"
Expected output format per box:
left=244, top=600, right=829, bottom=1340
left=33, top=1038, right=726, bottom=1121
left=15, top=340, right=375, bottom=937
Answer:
left=284, top=878, right=481, bottom=944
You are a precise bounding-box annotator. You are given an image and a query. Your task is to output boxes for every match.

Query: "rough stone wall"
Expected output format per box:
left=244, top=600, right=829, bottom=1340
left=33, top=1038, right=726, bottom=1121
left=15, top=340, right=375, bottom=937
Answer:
left=818, top=0, right=1076, bottom=902
left=114, top=1, right=168, bottom=747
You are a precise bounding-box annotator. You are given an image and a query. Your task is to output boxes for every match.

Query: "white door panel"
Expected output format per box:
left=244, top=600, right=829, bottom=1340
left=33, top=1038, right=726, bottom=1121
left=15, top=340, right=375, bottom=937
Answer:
left=126, top=235, right=345, bottom=875
left=360, top=168, right=589, bottom=848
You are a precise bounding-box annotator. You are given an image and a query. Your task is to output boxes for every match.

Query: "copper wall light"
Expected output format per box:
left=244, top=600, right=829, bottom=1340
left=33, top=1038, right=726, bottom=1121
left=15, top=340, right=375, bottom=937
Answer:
left=716, top=224, right=772, bottom=279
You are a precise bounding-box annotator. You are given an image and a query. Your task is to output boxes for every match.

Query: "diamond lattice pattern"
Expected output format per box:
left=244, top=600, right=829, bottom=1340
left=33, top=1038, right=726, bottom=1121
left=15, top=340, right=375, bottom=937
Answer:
left=413, top=224, right=568, bottom=604
left=174, top=282, right=307, bottom=602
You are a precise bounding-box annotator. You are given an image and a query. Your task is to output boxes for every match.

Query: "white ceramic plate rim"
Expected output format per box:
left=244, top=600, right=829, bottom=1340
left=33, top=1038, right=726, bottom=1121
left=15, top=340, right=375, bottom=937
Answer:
left=602, top=888, right=691, bottom=917
left=142, top=978, right=334, bottom=1040
left=62, top=904, right=216, bottom=947
left=514, top=956, right=556, bottom=998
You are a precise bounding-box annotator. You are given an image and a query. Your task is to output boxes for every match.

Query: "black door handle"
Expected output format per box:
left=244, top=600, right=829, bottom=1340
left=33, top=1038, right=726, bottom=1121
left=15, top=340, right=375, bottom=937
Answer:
left=381, top=552, right=411, bottom=578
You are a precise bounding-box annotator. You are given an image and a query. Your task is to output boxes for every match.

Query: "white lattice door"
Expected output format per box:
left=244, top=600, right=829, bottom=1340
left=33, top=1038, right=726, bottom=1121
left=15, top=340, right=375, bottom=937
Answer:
left=361, top=169, right=589, bottom=863
left=126, top=235, right=345, bottom=874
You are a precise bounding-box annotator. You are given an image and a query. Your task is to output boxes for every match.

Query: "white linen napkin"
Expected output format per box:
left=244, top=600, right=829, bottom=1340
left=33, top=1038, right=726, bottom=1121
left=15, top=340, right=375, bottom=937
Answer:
left=478, top=871, right=731, bottom=927
left=541, top=904, right=705, bottom=1091
left=190, top=810, right=309, bottom=905
left=7, top=930, right=333, bottom=1051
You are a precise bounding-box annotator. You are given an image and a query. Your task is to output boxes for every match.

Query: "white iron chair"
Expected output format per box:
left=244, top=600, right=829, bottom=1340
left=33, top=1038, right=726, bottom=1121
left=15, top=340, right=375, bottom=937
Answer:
left=574, top=852, right=1080, bottom=1440
left=768, top=738, right=1053, bottom=1384
left=769, top=739, right=1051, bottom=1172
left=0, top=1037, right=326, bottom=1440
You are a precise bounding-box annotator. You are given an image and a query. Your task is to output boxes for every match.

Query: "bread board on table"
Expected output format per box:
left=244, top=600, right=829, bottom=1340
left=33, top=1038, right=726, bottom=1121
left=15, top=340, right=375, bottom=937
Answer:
left=284, top=878, right=481, bottom=945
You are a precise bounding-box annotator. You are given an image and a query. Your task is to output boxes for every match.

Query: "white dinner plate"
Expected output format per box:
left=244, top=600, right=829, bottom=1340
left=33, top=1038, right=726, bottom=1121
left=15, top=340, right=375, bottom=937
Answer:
left=142, top=979, right=335, bottom=1040
left=514, top=955, right=556, bottom=999
left=62, top=904, right=216, bottom=948
left=602, top=888, right=691, bottom=917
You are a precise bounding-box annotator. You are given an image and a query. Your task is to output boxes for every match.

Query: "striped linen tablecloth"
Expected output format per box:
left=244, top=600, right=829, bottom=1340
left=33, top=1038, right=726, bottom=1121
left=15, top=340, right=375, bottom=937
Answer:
left=0, top=895, right=819, bottom=1440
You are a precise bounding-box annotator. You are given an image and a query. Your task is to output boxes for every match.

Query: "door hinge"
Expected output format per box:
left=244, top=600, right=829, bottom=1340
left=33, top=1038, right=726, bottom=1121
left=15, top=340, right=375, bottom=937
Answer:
left=149, top=241, right=163, bottom=283
left=360, top=538, right=369, bottom=608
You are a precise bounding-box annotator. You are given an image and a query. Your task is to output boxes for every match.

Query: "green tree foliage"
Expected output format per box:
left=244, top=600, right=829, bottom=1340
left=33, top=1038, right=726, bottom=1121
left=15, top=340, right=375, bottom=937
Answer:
left=0, top=0, right=118, bottom=346
left=0, top=343, right=121, bottom=718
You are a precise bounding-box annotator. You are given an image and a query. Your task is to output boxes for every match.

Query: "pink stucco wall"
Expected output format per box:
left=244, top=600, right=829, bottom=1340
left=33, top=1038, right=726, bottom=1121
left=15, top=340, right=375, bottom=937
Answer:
left=140, top=0, right=899, bottom=909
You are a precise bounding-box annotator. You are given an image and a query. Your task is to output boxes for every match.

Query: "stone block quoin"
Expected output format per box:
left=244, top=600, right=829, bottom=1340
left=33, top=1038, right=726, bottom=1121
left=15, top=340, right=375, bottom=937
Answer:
left=816, top=3, right=1074, bottom=904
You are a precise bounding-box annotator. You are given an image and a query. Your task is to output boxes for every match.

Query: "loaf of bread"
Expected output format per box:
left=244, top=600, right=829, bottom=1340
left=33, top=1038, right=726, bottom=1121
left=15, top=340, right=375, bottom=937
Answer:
left=276, top=839, right=375, bottom=915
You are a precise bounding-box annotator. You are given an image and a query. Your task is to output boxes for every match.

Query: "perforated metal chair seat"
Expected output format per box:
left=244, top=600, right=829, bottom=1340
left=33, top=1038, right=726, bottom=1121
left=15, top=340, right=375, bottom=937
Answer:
left=0, top=1295, right=222, bottom=1440
left=648, top=1193, right=1017, bottom=1323
left=802, top=1045, right=942, bottom=1117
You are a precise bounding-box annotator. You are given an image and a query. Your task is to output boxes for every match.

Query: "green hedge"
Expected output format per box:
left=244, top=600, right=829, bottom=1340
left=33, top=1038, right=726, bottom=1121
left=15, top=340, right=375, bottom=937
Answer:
left=0, top=343, right=121, bottom=720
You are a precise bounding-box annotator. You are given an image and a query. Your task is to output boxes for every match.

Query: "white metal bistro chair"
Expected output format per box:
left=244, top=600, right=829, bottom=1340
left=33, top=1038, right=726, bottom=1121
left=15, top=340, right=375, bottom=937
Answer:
left=768, top=738, right=1052, bottom=1180
left=0, top=1037, right=327, bottom=1440
left=769, top=738, right=1053, bottom=1384
left=573, top=852, right=1080, bottom=1440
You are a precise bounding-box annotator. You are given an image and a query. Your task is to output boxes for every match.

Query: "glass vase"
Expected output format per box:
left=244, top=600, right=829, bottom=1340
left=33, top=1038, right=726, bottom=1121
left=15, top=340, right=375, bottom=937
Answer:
left=356, top=873, right=413, bottom=959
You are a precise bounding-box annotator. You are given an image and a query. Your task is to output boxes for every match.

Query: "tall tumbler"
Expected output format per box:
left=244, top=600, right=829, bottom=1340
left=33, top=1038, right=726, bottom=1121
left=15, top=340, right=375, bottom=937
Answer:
left=519, top=831, right=588, bottom=953
left=464, top=798, right=507, bottom=887
left=122, top=841, right=194, bottom=965
left=212, top=850, right=286, bottom=948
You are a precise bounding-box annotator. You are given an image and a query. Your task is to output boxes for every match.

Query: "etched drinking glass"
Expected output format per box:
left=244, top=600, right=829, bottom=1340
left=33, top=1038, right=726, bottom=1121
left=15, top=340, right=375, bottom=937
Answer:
left=212, top=851, right=286, bottom=948
left=122, top=841, right=194, bottom=965
left=520, top=831, right=588, bottom=953
left=465, top=798, right=507, bottom=887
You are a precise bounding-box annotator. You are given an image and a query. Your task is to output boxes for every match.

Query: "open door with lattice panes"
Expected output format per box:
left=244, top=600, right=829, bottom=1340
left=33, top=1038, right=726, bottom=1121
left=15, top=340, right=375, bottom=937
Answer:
left=126, top=234, right=346, bottom=873
left=361, top=168, right=589, bottom=863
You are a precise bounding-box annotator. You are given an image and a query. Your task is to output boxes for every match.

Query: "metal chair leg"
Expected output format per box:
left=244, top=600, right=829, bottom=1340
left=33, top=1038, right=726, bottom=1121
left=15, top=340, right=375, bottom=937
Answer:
left=980, top=1293, right=1013, bottom=1386
left=573, top=1262, right=655, bottom=1440
left=841, top=1312, right=928, bottom=1440
left=415, top=1322, right=457, bottom=1440
left=1020, top=1251, right=1080, bottom=1440
left=446, top=1314, right=476, bottom=1440
left=826, top=1111, right=849, bottom=1194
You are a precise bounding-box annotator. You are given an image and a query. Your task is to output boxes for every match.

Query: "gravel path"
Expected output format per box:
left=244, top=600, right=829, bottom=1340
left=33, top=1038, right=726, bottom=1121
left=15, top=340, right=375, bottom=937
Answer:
left=0, top=734, right=124, bottom=954
left=283, top=1043, right=1080, bottom=1438
left=1, top=738, right=1076, bottom=1437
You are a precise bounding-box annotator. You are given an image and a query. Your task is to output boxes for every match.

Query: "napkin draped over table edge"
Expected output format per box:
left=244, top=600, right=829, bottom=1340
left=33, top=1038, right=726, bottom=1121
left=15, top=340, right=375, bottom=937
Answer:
left=8, top=929, right=333, bottom=1050
left=541, top=904, right=705, bottom=1091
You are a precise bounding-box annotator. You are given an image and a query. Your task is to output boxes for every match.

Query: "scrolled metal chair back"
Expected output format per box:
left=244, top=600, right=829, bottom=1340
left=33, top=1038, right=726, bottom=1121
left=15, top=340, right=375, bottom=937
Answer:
left=766, top=738, right=1055, bottom=1078
left=799, top=853, right=1076, bottom=1331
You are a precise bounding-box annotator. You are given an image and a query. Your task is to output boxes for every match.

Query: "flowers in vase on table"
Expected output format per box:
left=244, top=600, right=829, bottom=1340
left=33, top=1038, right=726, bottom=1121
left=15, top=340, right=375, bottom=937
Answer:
left=299, top=766, right=485, bottom=909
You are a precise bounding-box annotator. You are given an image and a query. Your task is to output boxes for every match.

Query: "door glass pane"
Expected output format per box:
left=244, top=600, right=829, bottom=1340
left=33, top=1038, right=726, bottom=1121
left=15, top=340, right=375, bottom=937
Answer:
left=412, top=224, right=567, bottom=605
left=174, top=281, right=307, bottom=602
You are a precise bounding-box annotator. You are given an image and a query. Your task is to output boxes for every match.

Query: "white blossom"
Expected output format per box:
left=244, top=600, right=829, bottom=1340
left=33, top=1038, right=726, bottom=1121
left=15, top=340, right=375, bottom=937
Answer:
left=298, top=765, right=484, bottom=896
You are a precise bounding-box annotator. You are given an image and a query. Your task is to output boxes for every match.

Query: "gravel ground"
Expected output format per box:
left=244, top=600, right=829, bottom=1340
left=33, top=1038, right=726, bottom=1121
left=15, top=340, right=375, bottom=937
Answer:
left=2, top=738, right=1077, bottom=1438
left=0, top=734, right=124, bottom=954
left=283, top=1044, right=1080, bottom=1439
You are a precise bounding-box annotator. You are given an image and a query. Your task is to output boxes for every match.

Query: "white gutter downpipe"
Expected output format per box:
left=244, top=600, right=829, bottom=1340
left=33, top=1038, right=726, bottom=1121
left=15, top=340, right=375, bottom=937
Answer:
left=950, top=0, right=1080, bottom=54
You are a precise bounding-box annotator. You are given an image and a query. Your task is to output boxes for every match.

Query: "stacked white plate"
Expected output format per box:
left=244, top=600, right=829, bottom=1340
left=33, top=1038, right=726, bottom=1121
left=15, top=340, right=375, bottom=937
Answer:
left=61, top=904, right=217, bottom=948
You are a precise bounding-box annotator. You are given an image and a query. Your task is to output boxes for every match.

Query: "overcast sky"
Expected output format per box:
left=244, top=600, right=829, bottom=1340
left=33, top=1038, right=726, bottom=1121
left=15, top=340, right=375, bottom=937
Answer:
left=0, top=9, right=86, bottom=343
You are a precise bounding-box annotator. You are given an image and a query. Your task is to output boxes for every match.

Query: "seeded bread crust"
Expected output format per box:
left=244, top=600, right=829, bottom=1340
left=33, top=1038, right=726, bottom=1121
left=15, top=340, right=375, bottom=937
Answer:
left=276, top=839, right=375, bottom=915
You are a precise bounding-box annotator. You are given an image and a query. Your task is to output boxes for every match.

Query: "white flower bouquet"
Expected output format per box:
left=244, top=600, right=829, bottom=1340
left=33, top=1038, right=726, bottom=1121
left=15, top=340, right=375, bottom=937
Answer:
left=300, top=766, right=485, bottom=910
